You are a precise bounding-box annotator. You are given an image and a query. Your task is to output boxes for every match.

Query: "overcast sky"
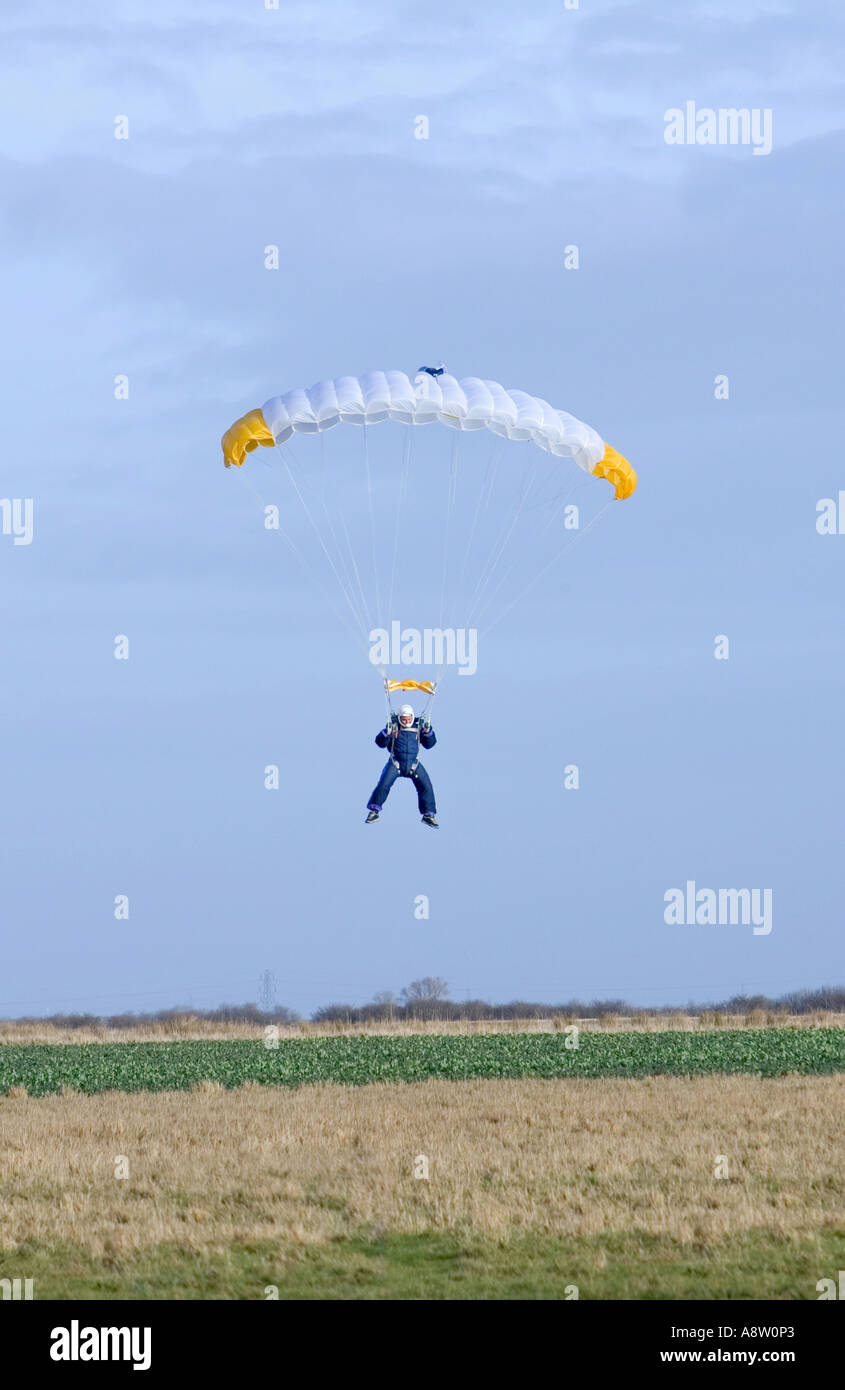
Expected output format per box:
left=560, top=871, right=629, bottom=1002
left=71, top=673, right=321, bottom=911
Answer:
left=1, top=0, right=843, bottom=1017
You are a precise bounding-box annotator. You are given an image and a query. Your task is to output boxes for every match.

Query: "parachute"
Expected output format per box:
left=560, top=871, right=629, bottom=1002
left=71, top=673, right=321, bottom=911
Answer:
left=222, top=371, right=636, bottom=500
left=221, top=369, right=636, bottom=714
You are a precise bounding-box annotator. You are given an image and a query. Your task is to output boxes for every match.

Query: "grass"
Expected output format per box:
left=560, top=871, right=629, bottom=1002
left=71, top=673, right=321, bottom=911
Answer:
left=0, top=1076, right=842, bottom=1298
left=1, top=1029, right=844, bottom=1095
left=4, top=1229, right=841, bottom=1300
left=1, top=1012, right=842, bottom=1044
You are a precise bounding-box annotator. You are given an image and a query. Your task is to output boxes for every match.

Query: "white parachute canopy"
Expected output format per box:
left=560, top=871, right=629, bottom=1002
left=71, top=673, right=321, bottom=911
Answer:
left=261, top=371, right=606, bottom=475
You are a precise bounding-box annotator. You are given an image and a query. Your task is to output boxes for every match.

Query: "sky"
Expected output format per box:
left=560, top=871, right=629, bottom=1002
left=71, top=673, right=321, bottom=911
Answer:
left=1, top=0, right=843, bottom=1018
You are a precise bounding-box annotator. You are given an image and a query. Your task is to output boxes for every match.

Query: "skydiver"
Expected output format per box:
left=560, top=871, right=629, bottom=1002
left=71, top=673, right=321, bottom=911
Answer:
left=365, top=704, right=439, bottom=828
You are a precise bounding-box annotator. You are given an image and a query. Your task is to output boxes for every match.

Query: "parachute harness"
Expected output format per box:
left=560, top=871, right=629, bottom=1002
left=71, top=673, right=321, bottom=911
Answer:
left=382, top=677, right=439, bottom=773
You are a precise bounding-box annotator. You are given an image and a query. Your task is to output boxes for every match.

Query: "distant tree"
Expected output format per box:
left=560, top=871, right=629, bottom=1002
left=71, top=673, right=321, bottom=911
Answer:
left=461, top=999, right=494, bottom=1020
left=364, top=990, right=397, bottom=1021
left=790, top=986, right=845, bottom=1013
left=49, top=1013, right=102, bottom=1031
left=105, top=1013, right=141, bottom=1030
left=400, top=977, right=449, bottom=1004
left=503, top=1000, right=549, bottom=1020
left=267, top=1005, right=300, bottom=1024
left=592, top=999, right=631, bottom=1019
left=312, top=1003, right=358, bottom=1023
left=207, top=1003, right=265, bottom=1024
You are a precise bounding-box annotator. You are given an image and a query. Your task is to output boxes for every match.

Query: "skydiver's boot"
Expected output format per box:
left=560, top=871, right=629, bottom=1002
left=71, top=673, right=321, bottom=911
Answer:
left=365, top=810, right=380, bottom=823
left=421, top=814, right=439, bottom=829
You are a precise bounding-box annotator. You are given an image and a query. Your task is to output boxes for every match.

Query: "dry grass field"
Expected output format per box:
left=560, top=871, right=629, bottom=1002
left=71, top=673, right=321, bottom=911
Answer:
left=1, top=1012, right=841, bottom=1044
left=1, top=1074, right=842, bottom=1298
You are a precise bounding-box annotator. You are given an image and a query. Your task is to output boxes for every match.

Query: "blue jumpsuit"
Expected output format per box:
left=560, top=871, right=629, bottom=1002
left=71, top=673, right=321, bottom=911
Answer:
left=367, top=720, right=437, bottom=816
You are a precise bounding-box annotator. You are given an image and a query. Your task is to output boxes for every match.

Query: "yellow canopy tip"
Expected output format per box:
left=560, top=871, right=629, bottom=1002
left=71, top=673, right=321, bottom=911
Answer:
left=592, top=444, right=637, bottom=500
left=221, top=408, right=275, bottom=468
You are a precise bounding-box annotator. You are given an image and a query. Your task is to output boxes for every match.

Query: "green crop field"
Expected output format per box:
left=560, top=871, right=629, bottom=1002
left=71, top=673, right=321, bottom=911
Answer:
left=2, top=1028, right=843, bottom=1095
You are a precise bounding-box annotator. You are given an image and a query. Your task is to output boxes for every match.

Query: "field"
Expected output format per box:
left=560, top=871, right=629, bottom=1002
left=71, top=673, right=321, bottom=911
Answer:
left=2, top=1025, right=843, bottom=1299
left=0, top=1075, right=843, bottom=1299
left=1, top=1028, right=844, bottom=1096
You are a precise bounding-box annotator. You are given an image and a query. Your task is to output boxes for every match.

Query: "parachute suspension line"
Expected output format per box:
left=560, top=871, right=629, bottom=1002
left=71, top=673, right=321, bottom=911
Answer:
left=276, top=442, right=371, bottom=644
left=479, top=497, right=614, bottom=639
left=537, top=477, right=590, bottom=537
left=316, top=432, right=370, bottom=641
left=421, top=678, right=440, bottom=721
left=465, top=457, right=539, bottom=628
left=471, top=472, right=596, bottom=631
left=315, top=438, right=373, bottom=643
left=362, top=425, right=384, bottom=637
left=336, top=502, right=377, bottom=657
left=451, top=438, right=501, bottom=633
left=386, top=426, right=413, bottom=633
left=469, top=455, right=547, bottom=631
left=309, top=431, right=374, bottom=649
left=469, top=551, right=518, bottom=633
left=471, top=478, right=600, bottom=637
left=431, top=435, right=460, bottom=688
left=234, top=467, right=367, bottom=657
left=438, top=432, right=460, bottom=639
left=469, top=550, right=520, bottom=634
left=462, top=461, right=527, bottom=627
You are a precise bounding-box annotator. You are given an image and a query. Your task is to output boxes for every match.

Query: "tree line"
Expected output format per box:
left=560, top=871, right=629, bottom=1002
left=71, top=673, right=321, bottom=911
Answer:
left=5, top=978, right=845, bottom=1029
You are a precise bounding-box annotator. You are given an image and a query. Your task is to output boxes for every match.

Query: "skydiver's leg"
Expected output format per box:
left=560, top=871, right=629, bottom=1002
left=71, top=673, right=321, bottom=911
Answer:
left=368, top=761, right=399, bottom=813
left=411, top=764, right=436, bottom=817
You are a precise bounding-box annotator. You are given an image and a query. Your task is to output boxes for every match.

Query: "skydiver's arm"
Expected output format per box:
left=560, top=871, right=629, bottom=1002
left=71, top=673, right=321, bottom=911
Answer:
left=420, top=726, right=436, bottom=749
left=375, top=728, right=389, bottom=748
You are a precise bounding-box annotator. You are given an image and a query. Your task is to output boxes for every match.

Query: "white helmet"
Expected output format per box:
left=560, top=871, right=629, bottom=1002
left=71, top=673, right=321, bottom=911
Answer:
left=398, top=704, right=415, bottom=727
